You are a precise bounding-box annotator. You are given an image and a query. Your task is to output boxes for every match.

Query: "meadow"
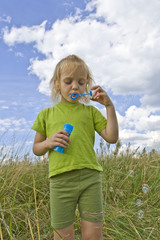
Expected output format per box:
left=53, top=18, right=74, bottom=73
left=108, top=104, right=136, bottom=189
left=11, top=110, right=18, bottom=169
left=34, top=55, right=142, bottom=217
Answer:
left=0, top=140, right=160, bottom=240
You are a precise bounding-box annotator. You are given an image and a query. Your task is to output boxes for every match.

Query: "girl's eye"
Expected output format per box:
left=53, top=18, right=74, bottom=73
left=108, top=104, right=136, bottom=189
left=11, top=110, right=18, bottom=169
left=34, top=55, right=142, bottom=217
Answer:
left=79, top=81, right=85, bottom=85
left=65, top=81, right=71, bottom=84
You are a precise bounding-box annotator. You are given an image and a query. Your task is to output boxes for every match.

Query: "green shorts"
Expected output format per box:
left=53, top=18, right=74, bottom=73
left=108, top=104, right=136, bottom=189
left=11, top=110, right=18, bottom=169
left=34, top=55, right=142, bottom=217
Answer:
left=50, top=168, right=103, bottom=229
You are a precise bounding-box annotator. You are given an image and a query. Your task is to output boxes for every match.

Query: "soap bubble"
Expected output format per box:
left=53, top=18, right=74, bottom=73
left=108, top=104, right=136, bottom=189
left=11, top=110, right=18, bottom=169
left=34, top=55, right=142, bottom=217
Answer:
left=142, top=184, right=149, bottom=194
left=137, top=210, right=144, bottom=219
left=128, top=170, right=134, bottom=177
left=136, top=199, right=143, bottom=207
left=109, top=187, right=114, bottom=192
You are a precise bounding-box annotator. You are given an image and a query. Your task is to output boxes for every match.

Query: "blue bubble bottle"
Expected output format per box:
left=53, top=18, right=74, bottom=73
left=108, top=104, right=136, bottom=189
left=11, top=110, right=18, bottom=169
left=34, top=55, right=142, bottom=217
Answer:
left=53, top=123, right=74, bottom=153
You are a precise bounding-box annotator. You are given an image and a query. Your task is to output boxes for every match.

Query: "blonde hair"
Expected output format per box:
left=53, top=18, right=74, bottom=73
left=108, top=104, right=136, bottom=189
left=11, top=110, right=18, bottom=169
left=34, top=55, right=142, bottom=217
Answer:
left=50, top=55, right=93, bottom=103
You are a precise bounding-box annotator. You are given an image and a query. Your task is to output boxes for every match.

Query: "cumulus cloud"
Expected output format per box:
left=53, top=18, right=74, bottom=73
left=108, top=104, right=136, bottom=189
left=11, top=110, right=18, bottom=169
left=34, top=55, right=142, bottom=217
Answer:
left=2, top=0, right=160, bottom=150
left=117, top=105, right=160, bottom=150
left=3, top=21, right=47, bottom=46
left=97, top=103, right=160, bottom=150
left=85, top=0, right=160, bottom=97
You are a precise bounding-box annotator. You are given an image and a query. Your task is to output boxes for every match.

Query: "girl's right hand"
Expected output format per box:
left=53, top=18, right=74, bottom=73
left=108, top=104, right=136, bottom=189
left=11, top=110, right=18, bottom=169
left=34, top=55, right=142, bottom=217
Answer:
left=46, top=130, right=71, bottom=150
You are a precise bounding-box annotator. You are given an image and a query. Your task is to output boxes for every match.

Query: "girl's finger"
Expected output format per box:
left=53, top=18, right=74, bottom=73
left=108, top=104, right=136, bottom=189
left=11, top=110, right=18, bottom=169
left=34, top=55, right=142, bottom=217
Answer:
left=57, top=130, right=69, bottom=136
left=90, top=85, right=100, bottom=90
left=93, top=91, right=104, bottom=99
left=55, top=138, right=69, bottom=146
left=55, top=141, right=69, bottom=148
left=58, top=134, right=70, bottom=142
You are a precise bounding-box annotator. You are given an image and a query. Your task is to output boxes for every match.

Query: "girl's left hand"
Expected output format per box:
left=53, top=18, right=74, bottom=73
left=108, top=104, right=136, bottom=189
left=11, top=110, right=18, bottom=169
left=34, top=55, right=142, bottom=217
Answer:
left=90, top=85, right=113, bottom=107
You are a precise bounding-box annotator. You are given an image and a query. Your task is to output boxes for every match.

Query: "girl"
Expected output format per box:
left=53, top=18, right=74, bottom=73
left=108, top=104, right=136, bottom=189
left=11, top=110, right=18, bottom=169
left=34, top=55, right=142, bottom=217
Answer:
left=31, top=55, right=118, bottom=240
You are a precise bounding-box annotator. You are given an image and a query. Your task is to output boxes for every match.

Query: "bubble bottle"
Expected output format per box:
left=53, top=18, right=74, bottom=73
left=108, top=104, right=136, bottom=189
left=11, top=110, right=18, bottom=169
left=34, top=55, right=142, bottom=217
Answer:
left=54, top=123, right=74, bottom=153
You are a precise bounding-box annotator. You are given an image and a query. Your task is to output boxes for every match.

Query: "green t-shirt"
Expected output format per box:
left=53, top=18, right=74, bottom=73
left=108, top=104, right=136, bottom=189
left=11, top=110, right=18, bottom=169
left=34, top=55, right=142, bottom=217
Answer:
left=31, top=102, right=107, bottom=177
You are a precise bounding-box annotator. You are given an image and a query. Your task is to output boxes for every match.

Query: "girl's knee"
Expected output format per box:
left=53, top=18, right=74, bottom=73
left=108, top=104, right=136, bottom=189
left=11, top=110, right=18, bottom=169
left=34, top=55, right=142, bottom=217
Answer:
left=54, top=224, right=75, bottom=240
left=81, top=220, right=103, bottom=240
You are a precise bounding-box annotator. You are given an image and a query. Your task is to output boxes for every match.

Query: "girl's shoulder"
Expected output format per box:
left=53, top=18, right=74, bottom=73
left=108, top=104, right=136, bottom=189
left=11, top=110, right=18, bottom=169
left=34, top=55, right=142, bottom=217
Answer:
left=37, top=106, right=55, bottom=117
left=84, top=104, right=99, bottom=112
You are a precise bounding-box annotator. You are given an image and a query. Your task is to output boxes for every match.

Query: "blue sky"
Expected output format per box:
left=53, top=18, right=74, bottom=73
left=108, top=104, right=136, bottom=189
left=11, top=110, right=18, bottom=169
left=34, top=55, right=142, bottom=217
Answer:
left=0, top=0, right=160, bottom=159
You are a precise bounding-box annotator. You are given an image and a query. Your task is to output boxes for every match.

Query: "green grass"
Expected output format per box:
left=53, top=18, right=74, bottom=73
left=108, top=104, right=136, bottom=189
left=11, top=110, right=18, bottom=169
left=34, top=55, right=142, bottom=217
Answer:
left=0, top=142, right=160, bottom=239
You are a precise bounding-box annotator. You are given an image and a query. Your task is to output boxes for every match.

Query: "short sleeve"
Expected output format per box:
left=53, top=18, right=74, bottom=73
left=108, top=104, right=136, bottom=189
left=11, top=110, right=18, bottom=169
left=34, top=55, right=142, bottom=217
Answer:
left=31, top=109, right=47, bottom=137
left=92, top=106, right=107, bottom=135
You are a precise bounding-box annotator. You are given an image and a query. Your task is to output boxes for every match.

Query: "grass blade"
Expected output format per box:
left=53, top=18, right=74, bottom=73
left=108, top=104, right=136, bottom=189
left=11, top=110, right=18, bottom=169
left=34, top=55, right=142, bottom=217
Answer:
left=0, top=224, right=3, bottom=240
left=33, top=175, right=40, bottom=240
left=27, top=217, right=35, bottom=240
left=9, top=174, right=24, bottom=240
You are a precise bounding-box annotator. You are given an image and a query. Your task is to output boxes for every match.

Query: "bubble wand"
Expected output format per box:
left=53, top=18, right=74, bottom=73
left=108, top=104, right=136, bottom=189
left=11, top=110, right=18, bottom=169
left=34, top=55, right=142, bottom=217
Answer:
left=70, top=90, right=93, bottom=100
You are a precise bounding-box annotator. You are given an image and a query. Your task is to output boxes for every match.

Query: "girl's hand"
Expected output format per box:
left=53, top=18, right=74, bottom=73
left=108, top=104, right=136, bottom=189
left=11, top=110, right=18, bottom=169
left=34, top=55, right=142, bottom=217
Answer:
left=46, top=130, right=71, bottom=150
left=90, top=86, right=113, bottom=107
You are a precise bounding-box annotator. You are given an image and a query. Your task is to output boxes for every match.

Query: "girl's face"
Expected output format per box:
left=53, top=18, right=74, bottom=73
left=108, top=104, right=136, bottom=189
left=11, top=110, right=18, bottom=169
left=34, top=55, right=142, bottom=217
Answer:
left=59, top=64, right=88, bottom=103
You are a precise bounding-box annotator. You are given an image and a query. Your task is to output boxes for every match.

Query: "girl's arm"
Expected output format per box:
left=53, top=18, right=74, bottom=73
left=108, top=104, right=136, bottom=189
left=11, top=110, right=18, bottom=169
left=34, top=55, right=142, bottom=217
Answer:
left=33, top=130, right=71, bottom=156
left=91, top=85, right=119, bottom=144
left=100, top=104, right=118, bottom=143
left=33, top=132, right=49, bottom=156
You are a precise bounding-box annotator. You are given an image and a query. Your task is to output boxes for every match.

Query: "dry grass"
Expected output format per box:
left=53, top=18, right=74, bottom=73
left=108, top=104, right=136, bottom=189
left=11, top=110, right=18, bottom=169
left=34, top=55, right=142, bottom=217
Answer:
left=0, top=141, right=160, bottom=239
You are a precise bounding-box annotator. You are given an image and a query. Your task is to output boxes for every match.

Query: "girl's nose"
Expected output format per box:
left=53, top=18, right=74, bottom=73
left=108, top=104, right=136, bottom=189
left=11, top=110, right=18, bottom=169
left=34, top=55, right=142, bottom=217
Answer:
left=72, top=82, right=79, bottom=90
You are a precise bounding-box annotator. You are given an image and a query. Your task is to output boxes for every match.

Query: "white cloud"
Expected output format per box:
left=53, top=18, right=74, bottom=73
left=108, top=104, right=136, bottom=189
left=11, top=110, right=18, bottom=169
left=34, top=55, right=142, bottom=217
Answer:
left=94, top=104, right=160, bottom=150
left=84, top=0, right=160, bottom=96
left=140, top=93, right=160, bottom=109
left=0, top=14, right=11, bottom=23
left=15, top=51, right=23, bottom=57
left=3, top=21, right=47, bottom=46
left=1, top=106, right=9, bottom=109
left=0, top=118, right=28, bottom=132
left=28, top=57, right=54, bottom=95
left=117, top=105, right=160, bottom=149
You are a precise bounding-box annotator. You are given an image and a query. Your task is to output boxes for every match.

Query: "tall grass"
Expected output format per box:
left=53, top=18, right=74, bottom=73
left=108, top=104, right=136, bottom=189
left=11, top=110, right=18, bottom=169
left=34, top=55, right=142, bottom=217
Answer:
left=0, top=141, right=160, bottom=239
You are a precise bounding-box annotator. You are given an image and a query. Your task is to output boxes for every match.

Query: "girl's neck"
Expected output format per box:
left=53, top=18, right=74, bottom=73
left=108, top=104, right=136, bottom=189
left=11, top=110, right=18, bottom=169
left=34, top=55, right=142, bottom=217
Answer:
left=59, top=101, right=80, bottom=105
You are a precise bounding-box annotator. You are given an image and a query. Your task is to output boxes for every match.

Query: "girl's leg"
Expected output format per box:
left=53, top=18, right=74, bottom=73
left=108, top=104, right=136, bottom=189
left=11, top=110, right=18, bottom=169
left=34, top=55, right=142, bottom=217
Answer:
left=54, top=224, right=75, bottom=240
left=78, top=169, right=103, bottom=239
left=81, top=220, right=103, bottom=240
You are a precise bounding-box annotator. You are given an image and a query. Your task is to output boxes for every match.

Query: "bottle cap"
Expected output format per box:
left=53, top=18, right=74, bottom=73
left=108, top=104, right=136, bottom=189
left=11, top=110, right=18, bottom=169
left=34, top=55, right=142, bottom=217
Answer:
left=64, top=123, right=74, bottom=134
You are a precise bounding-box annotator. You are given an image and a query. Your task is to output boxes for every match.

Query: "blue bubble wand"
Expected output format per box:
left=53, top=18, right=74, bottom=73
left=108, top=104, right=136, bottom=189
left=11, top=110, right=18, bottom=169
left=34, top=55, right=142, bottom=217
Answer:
left=70, top=90, right=93, bottom=100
